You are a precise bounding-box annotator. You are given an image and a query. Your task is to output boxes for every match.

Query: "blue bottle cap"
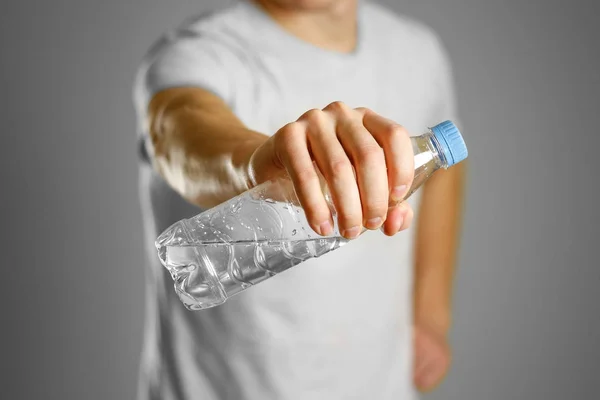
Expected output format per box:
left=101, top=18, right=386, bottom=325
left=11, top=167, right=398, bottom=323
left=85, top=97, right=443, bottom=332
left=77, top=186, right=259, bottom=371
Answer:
left=430, top=120, right=468, bottom=167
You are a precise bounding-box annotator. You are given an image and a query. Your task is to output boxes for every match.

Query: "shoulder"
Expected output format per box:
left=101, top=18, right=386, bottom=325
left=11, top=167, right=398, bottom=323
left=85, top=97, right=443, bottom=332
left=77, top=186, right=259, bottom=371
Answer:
left=143, top=5, right=244, bottom=64
left=133, top=5, right=251, bottom=131
left=133, top=5, right=251, bottom=105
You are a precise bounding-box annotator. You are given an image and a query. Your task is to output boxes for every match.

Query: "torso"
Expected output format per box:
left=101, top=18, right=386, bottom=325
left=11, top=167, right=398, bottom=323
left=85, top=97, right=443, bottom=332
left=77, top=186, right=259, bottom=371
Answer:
left=135, top=2, right=449, bottom=399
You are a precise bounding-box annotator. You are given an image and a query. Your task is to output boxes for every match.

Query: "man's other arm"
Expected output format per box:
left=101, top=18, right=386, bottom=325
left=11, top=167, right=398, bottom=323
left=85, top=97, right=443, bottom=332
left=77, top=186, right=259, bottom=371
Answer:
left=412, top=161, right=466, bottom=391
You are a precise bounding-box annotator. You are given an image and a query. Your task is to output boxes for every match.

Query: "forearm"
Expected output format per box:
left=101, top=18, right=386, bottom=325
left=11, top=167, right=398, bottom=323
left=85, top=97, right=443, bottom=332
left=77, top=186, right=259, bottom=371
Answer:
left=148, top=88, right=268, bottom=208
left=413, top=162, right=466, bottom=333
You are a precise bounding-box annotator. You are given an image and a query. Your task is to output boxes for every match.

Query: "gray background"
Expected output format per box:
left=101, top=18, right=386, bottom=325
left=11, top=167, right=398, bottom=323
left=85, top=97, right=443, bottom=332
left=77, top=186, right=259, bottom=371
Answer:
left=1, top=0, right=598, bottom=399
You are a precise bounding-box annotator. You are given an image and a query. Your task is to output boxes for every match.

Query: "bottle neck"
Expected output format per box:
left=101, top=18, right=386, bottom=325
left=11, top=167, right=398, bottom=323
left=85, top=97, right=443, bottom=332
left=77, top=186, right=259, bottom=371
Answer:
left=410, top=131, right=448, bottom=175
left=419, top=130, right=449, bottom=170
left=400, top=131, right=448, bottom=201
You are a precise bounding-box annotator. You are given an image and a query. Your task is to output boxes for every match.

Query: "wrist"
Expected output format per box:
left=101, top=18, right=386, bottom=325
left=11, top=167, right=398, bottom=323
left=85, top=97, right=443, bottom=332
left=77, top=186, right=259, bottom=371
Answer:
left=232, top=137, right=267, bottom=191
left=414, top=307, right=452, bottom=336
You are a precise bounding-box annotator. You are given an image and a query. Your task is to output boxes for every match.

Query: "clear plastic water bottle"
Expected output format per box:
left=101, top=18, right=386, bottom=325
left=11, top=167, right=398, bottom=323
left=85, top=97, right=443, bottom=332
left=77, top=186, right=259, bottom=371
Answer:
left=156, top=120, right=468, bottom=310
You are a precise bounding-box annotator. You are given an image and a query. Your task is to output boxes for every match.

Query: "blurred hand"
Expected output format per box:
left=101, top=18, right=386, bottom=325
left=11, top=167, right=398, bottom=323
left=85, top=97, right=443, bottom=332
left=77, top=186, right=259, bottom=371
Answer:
left=247, top=101, right=414, bottom=239
left=413, top=322, right=451, bottom=392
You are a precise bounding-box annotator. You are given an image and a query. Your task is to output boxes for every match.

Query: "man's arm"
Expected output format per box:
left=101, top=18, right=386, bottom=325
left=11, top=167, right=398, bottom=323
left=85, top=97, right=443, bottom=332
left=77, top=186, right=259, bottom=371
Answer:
left=412, top=161, right=466, bottom=391
left=148, top=87, right=268, bottom=208
left=414, top=162, right=466, bottom=333
left=148, top=87, right=415, bottom=238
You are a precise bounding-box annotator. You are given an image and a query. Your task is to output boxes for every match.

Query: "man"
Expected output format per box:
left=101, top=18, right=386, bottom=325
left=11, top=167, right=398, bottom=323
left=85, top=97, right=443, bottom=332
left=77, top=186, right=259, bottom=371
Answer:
left=133, top=0, right=465, bottom=399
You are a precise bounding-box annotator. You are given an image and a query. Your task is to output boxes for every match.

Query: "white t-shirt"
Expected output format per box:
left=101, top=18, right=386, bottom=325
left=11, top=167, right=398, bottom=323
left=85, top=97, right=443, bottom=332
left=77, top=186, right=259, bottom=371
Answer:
left=133, top=1, right=459, bottom=399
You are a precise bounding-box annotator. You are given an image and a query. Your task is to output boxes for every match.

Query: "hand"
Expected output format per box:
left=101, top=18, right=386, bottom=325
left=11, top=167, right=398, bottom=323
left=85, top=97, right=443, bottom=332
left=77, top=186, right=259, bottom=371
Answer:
left=413, top=322, right=452, bottom=392
left=247, top=101, right=414, bottom=239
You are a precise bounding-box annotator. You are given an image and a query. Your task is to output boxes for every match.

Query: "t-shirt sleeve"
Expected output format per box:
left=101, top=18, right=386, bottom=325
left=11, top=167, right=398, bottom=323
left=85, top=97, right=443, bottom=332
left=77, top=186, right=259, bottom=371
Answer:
left=133, top=32, right=232, bottom=137
left=427, top=32, right=462, bottom=129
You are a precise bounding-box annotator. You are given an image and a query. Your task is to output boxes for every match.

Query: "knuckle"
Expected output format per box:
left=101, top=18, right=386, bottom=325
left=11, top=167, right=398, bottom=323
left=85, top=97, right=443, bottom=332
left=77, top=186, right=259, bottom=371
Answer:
left=356, top=144, right=385, bottom=165
left=354, top=106, right=371, bottom=114
left=294, top=167, right=319, bottom=187
left=324, top=101, right=350, bottom=114
left=309, top=207, right=331, bottom=223
left=277, top=122, right=300, bottom=140
left=304, top=202, right=325, bottom=219
left=299, top=108, right=324, bottom=124
left=365, top=201, right=388, bottom=217
left=339, top=212, right=363, bottom=228
left=275, top=122, right=302, bottom=149
left=383, top=123, right=408, bottom=141
left=328, top=158, right=352, bottom=176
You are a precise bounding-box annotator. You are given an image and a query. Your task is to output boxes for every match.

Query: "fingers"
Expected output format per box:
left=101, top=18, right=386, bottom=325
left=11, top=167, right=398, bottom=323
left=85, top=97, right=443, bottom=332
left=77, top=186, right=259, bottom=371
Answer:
left=274, top=121, right=333, bottom=236
left=326, top=102, right=388, bottom=231
left=273, top=102, right=415, bottom=239
left=361, top=108, right=414, bottom=203
left=414, top=353, right=448, bottom=392
left=299, top=108, right=363, bottom=238
left=413, top=326, right=451, bottom=392
left=382, top=202, right=413, bottom=236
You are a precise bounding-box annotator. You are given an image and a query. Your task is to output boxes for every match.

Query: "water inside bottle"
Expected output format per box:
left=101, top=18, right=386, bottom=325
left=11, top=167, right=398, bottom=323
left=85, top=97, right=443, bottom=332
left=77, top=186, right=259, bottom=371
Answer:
left=156, top=191, right=347, bottom=309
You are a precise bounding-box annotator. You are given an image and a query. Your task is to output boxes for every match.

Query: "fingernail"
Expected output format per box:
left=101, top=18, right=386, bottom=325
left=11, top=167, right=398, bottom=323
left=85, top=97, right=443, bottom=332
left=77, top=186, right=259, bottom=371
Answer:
left=366, top=217, right=383, bottom=230
left=342, top=226, right=361, bottom=239
left=319, top=220, right=333, bottom=236
left=391, top=185, right=408, bottom=201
